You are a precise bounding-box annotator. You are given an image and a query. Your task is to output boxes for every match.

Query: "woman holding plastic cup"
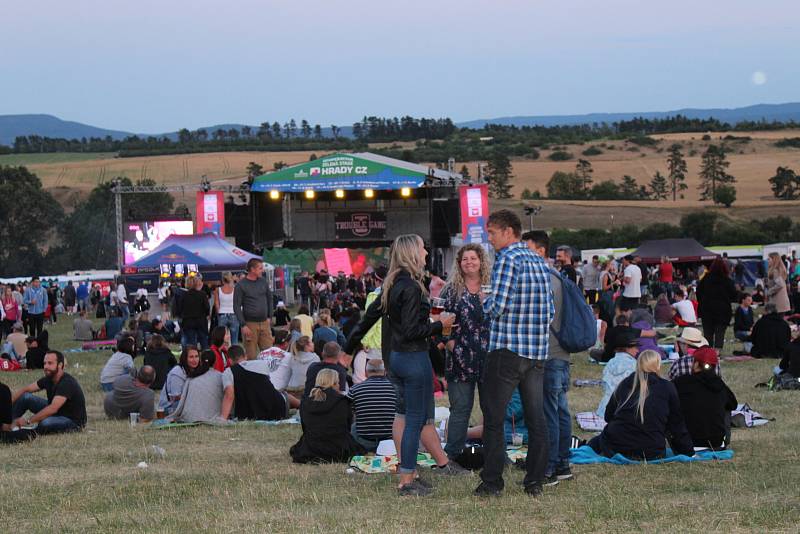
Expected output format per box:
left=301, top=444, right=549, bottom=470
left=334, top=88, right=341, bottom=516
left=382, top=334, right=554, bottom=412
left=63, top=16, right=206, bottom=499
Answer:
left=380, top=234, right=456, bottom=496
left=439, top=244, right=492, bottom=461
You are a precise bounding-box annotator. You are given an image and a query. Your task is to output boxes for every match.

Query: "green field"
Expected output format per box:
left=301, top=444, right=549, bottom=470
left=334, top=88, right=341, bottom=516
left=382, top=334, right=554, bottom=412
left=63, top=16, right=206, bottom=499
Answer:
left=1, top=319, right=798, bottom=533
left=0, top=152, right=117, bottom=166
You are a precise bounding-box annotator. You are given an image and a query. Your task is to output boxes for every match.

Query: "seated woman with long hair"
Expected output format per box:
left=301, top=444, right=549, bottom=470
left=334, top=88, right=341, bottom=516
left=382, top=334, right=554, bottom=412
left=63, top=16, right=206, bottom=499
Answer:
left=289, top=369, right=365, bottom=463
left=165, top=351, right=225, bottom=424
left=589, top=350, right=694, bottom=460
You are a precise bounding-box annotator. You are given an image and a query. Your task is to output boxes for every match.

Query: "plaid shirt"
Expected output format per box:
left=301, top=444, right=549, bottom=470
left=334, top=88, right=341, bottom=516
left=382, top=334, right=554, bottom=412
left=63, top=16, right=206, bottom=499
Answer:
left=668, top=354, right=721, bottom=381
left=484, top=241, right=554, bottom=360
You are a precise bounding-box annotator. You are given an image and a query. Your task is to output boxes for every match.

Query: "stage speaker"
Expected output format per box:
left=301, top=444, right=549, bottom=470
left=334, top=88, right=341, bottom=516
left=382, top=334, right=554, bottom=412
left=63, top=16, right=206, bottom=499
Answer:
left=431, top=197, right=460, bottom=248
left=224, top=202, right=254, bottom=250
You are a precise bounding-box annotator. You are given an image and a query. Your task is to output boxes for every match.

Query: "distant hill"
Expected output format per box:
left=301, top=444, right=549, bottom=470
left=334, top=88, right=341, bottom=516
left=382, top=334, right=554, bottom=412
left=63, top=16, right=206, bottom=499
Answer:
left=2, top=103, right=799, bottom=147
left=457, top=102, right=800, bottom=129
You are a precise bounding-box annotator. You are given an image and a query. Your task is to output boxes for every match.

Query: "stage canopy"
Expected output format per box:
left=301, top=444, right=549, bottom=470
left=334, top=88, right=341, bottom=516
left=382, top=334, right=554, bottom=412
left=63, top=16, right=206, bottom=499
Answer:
left=250, top=152, right=460, bottom=193
left=123, top=233, right=262, bottom=271
left=630, top=238, right=719, bottom=264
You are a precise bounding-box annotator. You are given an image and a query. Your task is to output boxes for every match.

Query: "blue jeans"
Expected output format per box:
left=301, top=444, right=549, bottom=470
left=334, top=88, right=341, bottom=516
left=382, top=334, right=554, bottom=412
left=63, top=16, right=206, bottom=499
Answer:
left=217, top=313, right=240, bottom=346
left=445, top=380, right=483, bottom=459
left=12, top=393, right=80, bottom=434
left=390, top=350, right=433, bottom=474
left=120, top=303, right=130, bottom=322
left=544, top=358, right=571, bottom=475
left=182, top=327, right=209, bottom=350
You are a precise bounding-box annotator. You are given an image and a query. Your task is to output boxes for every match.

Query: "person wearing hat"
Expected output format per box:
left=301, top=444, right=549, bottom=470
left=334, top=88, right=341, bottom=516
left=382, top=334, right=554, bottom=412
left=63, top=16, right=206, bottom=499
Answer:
left=673, top=347, right=737, bottom=449
left=273, top=301, right=290, bottom=330
left=668, top=327, right=721, bottom=381
left=596, top=330, right=640, bottom=417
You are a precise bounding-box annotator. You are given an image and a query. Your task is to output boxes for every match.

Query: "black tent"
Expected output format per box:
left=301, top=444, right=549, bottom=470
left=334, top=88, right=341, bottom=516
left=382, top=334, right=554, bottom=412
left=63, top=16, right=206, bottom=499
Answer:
left=630, top=238, right=718, bottom=264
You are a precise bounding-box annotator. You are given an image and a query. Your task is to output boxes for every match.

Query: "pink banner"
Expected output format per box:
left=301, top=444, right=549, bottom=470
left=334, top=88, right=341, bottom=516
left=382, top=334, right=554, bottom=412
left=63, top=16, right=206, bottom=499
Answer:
left=196, top=191, right=225, bottom=236
left=459, top=184, right=489, bottom=244
left=323, top=248, right=353, bottom=275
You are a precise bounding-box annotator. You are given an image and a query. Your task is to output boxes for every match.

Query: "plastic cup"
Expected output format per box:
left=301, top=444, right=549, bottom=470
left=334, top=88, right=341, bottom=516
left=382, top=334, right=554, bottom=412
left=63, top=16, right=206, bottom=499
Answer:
left=440, top=311, right=455, bottom=336
left=129, top=412, right=140, bottom=427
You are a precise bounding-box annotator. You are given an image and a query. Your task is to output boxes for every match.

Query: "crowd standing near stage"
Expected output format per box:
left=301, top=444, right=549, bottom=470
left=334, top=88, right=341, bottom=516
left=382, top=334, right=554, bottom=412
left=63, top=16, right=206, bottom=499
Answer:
left=2, top=219, right=800, bottom=497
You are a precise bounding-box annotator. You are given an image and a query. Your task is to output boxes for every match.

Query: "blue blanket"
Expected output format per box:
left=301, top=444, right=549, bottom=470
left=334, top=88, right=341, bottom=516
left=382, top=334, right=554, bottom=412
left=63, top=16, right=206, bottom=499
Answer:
left=570, top=445, right=734, bottom=465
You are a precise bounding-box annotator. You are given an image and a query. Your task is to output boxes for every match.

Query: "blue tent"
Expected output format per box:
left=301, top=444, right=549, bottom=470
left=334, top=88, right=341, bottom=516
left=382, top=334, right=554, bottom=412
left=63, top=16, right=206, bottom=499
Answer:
left=124, top=233, right=262, bottom=270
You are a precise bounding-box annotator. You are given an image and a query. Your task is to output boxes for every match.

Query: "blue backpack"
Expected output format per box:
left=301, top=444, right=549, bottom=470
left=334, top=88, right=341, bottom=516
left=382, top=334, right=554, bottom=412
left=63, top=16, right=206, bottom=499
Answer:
left=549, top=268, right=597, bottom=353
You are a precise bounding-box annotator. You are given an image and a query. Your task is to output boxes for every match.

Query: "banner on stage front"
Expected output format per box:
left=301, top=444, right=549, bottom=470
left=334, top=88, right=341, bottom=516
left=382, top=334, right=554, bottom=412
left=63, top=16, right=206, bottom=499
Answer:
left=459, top=184, right=489, bottom=244
left=196, top=191, right=225, bottom=236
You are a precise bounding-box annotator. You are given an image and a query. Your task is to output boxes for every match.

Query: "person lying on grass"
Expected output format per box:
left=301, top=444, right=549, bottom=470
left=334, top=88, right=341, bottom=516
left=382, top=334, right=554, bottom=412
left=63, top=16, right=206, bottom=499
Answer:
left=290, top=369, right=365, bottom=464
left=221, top=344, right=299, bottom=421
left=11, top=350, right=87, bottom=434
left=104, top=365, right=157, bottom=423
left=589, top=350, right=694, bottom=461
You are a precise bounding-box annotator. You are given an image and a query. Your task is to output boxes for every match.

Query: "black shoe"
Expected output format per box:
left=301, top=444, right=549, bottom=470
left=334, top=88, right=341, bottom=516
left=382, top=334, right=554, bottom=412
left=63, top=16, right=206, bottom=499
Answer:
left=555, top=467, right=574, bottom=481
left=524, top=483, right=543, bottom=497
left=398, top=480, right=433, bottom=497
left=542, top=474, right=560, bottom=487
left=414, top=476, right=433, bottom=489
left=433, top=461, right=471, bottom=476
left=473, top=482, right=502, bottom=497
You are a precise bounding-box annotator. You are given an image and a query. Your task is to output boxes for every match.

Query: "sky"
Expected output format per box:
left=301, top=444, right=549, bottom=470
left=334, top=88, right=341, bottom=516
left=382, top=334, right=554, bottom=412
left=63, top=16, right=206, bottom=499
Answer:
left=1, top=0, right=798, bottom=133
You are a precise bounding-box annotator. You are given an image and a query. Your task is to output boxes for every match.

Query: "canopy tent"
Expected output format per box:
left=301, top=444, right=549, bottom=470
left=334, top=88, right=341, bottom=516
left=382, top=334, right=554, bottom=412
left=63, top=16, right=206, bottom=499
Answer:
left=250, top=152, right=461, bottom=193
left=630, top=238, right=718, bottom=264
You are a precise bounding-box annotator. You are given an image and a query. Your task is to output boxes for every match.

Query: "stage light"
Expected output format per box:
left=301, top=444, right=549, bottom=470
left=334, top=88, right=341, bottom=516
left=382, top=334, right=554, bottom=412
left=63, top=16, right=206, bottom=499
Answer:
left=364, top=189, right=374, bottom=199
left=335, top=189, right=345, bottom=199
left=305, top=189, right=315, bottom=200
left=400, top=187, right=411, bottom=197
left=269, top=190, right=280, bottom=200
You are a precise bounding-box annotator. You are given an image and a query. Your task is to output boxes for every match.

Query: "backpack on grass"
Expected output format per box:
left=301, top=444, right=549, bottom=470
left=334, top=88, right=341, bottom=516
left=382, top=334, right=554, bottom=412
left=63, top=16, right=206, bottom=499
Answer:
left=549, top=268, right=597, bottom=353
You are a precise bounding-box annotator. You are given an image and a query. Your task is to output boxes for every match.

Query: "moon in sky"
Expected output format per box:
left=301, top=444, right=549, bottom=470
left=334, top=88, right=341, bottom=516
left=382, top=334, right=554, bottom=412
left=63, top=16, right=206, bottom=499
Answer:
left=751, top=71, right=767, bottom=86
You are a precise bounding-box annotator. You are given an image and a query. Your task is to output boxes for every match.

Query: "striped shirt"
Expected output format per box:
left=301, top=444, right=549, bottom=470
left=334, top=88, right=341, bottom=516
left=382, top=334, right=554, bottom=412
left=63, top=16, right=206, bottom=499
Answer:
left=484, top=241, right=554, bottom=360
left=347, top=376, right=397, bottom=440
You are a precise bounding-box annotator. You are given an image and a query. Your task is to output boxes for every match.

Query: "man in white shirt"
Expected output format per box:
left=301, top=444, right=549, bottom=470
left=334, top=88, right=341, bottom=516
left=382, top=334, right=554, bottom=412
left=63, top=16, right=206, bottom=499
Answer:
left=620, top=255, right=642, bottom=311
left=671, top=288, right=697, bottom=326
left=116, top=280, right=130, bottom=322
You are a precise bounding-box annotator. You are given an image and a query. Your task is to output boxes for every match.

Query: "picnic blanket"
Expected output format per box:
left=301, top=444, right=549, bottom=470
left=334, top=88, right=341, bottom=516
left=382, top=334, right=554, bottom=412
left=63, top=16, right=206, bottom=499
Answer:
left=81, top=340, right=117, bottom=351
left=150, top=417, right=300, bottom=429
left=578, top=403, right=771, bottom=432
left=569, top=445, right=734, bottom=465
left=349, top=447, right=529, bottom=474
left=723, top=355, right=756, bottom=362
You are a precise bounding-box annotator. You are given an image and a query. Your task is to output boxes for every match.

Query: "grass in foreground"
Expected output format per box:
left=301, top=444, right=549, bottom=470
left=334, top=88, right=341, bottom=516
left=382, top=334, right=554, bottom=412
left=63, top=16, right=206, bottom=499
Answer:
left=1, top=318, right=798, bottom=533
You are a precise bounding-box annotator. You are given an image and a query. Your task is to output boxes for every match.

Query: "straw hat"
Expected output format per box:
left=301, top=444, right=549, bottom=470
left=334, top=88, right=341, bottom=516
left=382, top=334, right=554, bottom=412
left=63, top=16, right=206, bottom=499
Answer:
left=677, top=327, right=709, bottom=348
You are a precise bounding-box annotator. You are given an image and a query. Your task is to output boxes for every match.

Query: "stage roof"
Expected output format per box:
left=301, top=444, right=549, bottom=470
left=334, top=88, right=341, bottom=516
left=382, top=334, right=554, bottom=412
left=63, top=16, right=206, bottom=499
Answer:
left=250, top=152, right=461, bottom=193
left=630, top=238, right=719, bottom=264
left=124, top=233, right=262, bottom=270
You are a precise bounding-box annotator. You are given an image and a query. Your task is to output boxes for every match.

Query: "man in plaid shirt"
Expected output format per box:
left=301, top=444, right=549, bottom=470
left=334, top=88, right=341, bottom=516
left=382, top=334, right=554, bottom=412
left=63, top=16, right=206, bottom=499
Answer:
left=475, top=210, right=554, bottom=498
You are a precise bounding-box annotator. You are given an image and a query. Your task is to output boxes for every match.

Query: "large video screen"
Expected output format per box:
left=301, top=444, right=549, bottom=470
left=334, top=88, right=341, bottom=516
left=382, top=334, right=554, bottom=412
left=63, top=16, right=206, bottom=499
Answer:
left=123, top=220, right=194, bottom=264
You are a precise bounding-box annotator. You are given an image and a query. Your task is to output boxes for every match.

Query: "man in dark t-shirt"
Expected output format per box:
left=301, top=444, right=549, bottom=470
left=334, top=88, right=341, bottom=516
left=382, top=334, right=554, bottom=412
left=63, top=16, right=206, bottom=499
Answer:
left=303, top=341, right=348, bottom=398
left=11, top=350, right=87, bottom=434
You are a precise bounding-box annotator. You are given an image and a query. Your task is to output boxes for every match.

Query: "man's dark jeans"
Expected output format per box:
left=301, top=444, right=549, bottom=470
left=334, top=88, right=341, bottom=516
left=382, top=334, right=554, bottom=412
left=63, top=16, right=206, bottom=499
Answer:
left=480, top=349, right=548, bottom=491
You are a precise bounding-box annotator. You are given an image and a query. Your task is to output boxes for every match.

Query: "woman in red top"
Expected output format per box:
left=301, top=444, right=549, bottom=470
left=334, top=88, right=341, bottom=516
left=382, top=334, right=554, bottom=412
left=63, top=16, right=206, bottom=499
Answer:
left=1, top=286, right=20, bottom=338
left=209, top=325, right=230, bottom=372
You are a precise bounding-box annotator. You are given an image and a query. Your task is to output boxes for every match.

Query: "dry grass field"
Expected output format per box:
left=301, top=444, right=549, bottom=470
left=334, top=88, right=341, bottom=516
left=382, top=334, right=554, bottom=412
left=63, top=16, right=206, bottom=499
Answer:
left=2, top=130, right=800, bottom=228
left=1, top=315, right=798, bottom=532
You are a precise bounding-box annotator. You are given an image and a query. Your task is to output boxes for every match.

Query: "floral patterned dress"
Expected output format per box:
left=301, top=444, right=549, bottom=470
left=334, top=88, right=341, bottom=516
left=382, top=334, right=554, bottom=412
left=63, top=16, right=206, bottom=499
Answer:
left=441, top=285, right=490, bottom=383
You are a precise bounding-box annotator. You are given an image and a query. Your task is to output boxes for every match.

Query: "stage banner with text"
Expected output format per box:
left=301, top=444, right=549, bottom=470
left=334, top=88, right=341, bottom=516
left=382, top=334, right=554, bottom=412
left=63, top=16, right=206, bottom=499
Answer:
left=459, top=184, right=489, bottom=244
left=196, top=191, right=225, bottom=236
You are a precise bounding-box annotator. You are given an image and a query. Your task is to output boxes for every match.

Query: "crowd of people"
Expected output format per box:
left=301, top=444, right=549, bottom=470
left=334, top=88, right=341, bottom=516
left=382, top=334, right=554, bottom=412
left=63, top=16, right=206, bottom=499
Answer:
left=3, top=214, right=800, bottom=499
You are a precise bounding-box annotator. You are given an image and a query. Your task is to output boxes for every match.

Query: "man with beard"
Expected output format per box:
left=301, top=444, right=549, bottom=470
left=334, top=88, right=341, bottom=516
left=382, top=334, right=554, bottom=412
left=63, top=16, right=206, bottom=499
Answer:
left=11, top=350, right=87, bottom=434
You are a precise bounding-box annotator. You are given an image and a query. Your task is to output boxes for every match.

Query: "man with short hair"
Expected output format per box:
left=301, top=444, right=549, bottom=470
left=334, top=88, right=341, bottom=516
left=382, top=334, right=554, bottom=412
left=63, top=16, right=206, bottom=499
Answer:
left=11, top=351, right=87, bottom=434
left=257, top=329, right=292, bottom=373
left=620, top=255, right=642, bottom=311
left=476, top=209, right=553, bottom=498
left=671, top=288, right=697, bottom=326
left=733, top=293, right=754, bottom=354
left=523, top=230, right=574, bottom=486
left=668, top=327, right=721, bottom=380
left=221, top=345, right=297, bottom=421
left=76, top=281, right=90, bottom=313
left=303, top=341, right=348, bottom=398
left=116, top=278, right=130, bottom=322
left=23, top=277, right=48, bottom=339
left=347, top=359, right=397, bottom=452
left=582, top=255, right=602, bottom=304
left=6, top=323, right=28, bottom=364
left=73, top=310, right=95, bottom=341
left=104, top=366, right=157, bottom=422
left=296, top=271, right=312, bottom=309
left=234, top=258, right=274, bottom=359
left=555, top=246, right=576, bottom=284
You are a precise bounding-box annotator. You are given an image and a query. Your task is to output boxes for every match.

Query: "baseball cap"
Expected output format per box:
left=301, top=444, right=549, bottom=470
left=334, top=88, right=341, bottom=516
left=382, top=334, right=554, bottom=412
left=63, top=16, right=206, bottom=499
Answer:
left=692, top=347, right=719, bottom=368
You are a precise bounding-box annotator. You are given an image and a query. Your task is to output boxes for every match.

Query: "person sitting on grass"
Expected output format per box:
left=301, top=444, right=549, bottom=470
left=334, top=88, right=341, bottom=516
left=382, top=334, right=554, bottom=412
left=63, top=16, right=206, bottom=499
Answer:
left=777, top=329, right=800, bottom=378
left=1, top=379, right=36, bottom=443
left=99, top=336, right=136, bottom=392
left=595, top=313, right=656, bottom=363
left=104, top=365, right=157, bottom=422
left=158, top=346, right=199, bottom=417
left=347, top=359, right=396, bottom=452
left=596, top=331, right=640, bottom=417
left=256, top=329, right=292, bottom=373
left=72, top=310, right=95, bottom=341
left=673, top=348, right=737, bottom=449
left=11, top=350, right=87, bottom=434
left=303, top=341, right=349, bottom=398
left=733, top=293, right=755, bottom=355
left=165, top=350, right=225, bottom=424
left=668, top=327, right=720, bottom=381
left=104, top=308, right=124, bottom=340
left=289, top=369, right=366, bottom=463
left=209, top=326, right=230, bottom=372
left=142, top=334, right=176, bottom=390
left=588, top=350, right=694, bottom=460
left=269, top=336, right=319, bottom=395
left=24, top=333, right=49, bottom=370
left=750, top=303, right=791, bottom=359
left=654, top=293, right=675, bottom=326
left=220, top=345, right=299, bottom=421
left=671, top=288, right=697, bottom=326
